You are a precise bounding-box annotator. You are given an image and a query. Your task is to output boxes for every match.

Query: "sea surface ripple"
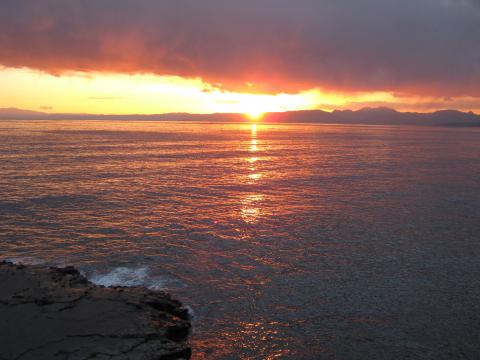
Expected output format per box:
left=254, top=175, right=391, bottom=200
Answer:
left=1, top=120, right=480, bottom=359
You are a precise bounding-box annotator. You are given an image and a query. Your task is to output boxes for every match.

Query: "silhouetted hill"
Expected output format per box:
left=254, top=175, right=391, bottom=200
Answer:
left=0, top=108, right=48, bottom=119
left=263, top=108, right=480, bottom=126
left=0, top=108, right=245, bottom=122
left=1, top=107, right=479, bottom=126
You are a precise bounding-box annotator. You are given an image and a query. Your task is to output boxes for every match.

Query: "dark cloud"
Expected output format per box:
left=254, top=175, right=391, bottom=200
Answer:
left=1, top=0, right=479, bottom=95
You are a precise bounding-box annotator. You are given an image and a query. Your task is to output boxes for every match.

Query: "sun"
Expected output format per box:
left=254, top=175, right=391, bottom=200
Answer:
left=245, top=110, right=265, bottom=121
left=239, top=97, right=267, bottom=121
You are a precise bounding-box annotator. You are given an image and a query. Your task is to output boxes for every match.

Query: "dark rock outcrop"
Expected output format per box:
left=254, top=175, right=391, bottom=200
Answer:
left=0, top=261, right=191, bottom=360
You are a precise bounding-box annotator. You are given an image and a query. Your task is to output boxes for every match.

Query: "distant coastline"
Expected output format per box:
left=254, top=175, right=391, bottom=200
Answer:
left=1, top=107, right=479, bottom=127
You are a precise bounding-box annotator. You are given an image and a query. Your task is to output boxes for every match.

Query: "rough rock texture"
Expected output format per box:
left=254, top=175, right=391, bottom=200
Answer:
left=0, top=261, right=191, bottom=360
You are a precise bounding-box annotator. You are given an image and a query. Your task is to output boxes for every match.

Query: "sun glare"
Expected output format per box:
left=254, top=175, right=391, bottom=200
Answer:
left=245, top=111, right=265, bottom=121
left=0, top=67, right=325, bottom=115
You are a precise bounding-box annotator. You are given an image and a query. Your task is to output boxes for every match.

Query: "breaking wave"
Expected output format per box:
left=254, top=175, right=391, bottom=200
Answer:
left=88, top=266, right=168, bottom=290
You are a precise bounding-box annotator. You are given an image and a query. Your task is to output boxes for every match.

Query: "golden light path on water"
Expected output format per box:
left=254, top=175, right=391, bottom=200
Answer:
left=201, top=123, right=292, bottom=359
left=241, top=124, right=264, bottom=224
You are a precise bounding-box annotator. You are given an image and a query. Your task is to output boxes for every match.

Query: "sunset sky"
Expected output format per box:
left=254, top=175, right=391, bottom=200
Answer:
left=1, top=0, right=480, bottom=115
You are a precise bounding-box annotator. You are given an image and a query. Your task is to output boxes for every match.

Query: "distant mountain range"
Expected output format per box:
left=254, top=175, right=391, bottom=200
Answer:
left=264, top=107, right=480, bottom=127
left=1, top=107, right=479, bottom=126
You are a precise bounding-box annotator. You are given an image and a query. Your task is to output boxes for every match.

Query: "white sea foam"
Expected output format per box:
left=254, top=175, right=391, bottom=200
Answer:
left=185, top=305, right=195, bottom=320
left=88, top=267, right=167, bottom=290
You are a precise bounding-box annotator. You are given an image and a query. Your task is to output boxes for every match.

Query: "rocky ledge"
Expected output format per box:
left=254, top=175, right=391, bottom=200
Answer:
left=0, top=261, right=191, bottom=360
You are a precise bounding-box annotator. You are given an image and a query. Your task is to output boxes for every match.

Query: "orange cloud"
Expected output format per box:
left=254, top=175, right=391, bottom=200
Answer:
left=1, top=0, right=480, bottom=98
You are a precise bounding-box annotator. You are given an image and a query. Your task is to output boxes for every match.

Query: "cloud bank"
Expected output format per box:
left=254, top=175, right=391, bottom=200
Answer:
left=1, top=0, right=480, bottom=96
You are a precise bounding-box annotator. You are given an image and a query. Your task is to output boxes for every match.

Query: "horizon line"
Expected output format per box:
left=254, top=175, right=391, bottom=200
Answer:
left=1, top=106, right=479, bottom=118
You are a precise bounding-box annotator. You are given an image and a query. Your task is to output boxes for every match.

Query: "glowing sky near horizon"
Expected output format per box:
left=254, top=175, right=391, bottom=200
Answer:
left=2, top=67, right=480, bottom=115
left=1, top=0, right=480, bottom=115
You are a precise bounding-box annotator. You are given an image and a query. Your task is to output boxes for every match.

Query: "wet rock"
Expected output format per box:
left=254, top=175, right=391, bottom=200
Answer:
left=0, top=261, right=191, bottom=360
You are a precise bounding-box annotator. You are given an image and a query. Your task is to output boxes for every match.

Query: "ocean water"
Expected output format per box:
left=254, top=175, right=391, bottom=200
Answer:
left=1, top=120, right=480, bottom=359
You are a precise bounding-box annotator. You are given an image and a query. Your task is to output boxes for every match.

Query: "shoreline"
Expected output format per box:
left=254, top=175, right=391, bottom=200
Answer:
left=0, top=261, right=192, bottom=359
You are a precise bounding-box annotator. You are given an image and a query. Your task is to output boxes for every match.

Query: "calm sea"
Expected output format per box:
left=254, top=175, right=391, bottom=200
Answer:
left=1, top=120, right=480, bottom=359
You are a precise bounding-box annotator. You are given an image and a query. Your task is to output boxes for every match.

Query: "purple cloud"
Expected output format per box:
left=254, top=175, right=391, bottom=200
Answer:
left=0, top=0, right=479, bottom=95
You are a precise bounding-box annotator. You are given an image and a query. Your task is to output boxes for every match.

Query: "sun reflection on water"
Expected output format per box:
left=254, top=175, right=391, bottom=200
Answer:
left=241, top=194, right=264, bottom=223
left=195, top=320, right=292, bottom=360
left=248, top=173, right=262, bottom=181
left=240, top=124, right=265, bottom=224
left=250, top=138, right=258, bottom=153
